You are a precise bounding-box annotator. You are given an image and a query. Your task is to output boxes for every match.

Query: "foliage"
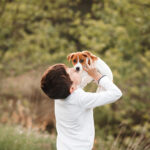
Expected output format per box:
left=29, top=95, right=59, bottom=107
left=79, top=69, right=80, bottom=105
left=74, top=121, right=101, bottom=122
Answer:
left=0, top=0, right=150, bottom=149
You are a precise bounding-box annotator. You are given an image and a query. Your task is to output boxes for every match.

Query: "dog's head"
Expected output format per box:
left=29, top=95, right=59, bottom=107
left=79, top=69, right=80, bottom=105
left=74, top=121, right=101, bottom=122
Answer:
left=67, top=51, right=98, bottom=72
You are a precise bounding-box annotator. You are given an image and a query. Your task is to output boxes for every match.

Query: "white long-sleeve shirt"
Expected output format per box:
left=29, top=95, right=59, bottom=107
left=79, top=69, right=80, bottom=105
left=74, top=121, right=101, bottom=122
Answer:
left=55, top=76, right=122, bottom=150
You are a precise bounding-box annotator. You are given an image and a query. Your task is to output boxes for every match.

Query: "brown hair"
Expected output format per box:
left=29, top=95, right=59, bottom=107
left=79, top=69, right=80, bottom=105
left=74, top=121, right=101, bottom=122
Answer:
left=41, top=64, right=73, bottom=99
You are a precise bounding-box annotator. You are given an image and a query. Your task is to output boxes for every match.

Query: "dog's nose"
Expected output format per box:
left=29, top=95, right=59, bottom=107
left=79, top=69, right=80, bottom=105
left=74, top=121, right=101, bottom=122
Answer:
left=76, top=67, right=80, bottom=71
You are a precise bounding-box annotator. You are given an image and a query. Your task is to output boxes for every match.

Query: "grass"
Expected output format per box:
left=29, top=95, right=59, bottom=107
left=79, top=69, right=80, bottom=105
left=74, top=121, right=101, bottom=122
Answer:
left=0, top=124, right=149, bottom=150
left=0, top=124, right=56, bottom=150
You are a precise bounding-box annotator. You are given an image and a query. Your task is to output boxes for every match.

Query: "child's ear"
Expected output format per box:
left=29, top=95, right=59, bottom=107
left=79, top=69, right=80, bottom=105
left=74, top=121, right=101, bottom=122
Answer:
left=70, top=85, right=75, bottom=94
left=67, top=53, right=75, bottom=62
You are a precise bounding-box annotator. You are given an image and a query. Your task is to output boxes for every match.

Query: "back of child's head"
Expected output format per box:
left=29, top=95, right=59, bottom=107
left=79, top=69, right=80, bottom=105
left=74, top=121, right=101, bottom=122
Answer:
left=41, top=64, right=73, bottom=99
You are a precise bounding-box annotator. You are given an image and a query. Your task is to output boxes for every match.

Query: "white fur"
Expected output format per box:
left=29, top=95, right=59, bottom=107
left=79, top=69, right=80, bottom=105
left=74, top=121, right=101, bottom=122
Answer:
left=74, top=56, right=83, bottom=71
left=79, top=57, right=113, bottom=92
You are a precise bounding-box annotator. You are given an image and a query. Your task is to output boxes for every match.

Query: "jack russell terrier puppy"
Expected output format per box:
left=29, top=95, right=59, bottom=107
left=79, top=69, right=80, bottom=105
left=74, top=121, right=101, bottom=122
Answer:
left=67, top=51, right=113, bottom=92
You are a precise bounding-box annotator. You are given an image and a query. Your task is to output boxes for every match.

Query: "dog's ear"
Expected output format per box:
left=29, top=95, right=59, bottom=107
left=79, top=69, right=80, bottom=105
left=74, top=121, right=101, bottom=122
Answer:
left=67, top=53, right=75, bottom=62
left=82, top=53, right=88, bottom=58
left=82, top=50, right=92, bottom=57
left=82, top=50, right=97, bottom=61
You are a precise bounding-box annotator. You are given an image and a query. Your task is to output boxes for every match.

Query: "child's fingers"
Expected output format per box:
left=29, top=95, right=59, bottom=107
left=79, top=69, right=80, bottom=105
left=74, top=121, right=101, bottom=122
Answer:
left=83, top=64, right=89, bottom=71
left=91, top=62, right=94, bottom=68
left=83, top=64, right=87, bottom=71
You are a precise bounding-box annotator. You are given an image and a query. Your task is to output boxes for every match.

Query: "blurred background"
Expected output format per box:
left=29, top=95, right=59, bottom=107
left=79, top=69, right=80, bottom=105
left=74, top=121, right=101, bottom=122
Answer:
left=0, top=0, right=150, bottom=150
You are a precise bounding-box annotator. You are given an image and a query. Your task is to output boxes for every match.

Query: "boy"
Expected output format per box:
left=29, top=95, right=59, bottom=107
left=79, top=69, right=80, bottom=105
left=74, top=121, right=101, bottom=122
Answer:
left=41, top=62, right=122, bottom=150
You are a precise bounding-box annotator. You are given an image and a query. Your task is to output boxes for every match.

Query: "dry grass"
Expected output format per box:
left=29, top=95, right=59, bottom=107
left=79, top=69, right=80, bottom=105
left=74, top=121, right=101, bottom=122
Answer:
left=0, top=67, right=56, bottom=132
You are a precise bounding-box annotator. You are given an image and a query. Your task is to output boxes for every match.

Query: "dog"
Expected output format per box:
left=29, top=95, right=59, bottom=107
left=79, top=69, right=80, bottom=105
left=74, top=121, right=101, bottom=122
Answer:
left=67, top=51, right=113, bottom=92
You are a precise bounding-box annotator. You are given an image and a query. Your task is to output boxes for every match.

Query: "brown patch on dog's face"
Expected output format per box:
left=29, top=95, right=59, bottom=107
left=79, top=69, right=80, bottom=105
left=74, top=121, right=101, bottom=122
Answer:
left=71, top=54, right=78, bottom=65
left=67, top=52, right=88, bottom=66
left=67, top=53, right=78, bottom=65
left=82, top=51, right=98, bottom=63
left=67, top=51, right=98, bottom=66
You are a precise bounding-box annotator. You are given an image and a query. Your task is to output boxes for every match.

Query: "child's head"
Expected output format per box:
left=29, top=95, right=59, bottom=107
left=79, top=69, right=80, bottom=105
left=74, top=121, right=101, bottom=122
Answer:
left=41, top=64, right=73, bottom=99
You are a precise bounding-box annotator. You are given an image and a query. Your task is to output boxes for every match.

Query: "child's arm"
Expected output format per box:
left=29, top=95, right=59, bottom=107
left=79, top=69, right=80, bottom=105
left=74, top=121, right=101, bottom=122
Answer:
left=78, top=76, right=122, bottom=109
left=78, top=61, right=122, bottom=109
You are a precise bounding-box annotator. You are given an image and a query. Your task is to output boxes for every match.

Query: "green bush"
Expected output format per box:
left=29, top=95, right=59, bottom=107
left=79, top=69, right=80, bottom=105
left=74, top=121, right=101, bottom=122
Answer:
left=0, top=0, right=150, bottom=148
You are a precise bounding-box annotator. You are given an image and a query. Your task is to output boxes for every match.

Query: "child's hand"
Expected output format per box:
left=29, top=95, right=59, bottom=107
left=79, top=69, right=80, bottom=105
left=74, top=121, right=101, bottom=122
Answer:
left=83, top=58, right=102, bottom=81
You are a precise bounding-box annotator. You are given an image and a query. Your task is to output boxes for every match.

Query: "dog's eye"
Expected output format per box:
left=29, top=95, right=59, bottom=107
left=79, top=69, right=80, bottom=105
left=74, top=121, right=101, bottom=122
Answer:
left=73, top=59, right=77, bottom=63
left=80, top=59, right=84, bottom=63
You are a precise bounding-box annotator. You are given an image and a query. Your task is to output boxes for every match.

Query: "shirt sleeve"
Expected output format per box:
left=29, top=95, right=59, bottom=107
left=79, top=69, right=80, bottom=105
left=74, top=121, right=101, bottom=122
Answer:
left=78, top=76, right=122, bottom=109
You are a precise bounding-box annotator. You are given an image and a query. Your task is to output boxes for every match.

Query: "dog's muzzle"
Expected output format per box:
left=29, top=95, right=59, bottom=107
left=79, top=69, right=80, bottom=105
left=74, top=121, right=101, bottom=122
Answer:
left=76, top=67, right=80, bottom=72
